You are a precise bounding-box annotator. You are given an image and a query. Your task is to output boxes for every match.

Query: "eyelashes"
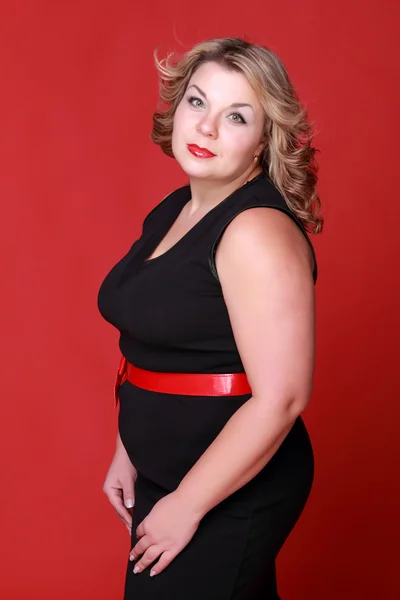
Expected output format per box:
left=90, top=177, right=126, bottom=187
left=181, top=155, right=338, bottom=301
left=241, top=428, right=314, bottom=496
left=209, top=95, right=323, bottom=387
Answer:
left=188, top=96, right=204, bottom=109
left=186, top=96, right=247, bottom=124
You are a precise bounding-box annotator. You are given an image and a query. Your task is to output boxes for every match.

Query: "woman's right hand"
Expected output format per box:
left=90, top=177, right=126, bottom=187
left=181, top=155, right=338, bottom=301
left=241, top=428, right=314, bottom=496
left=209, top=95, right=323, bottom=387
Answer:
left=103, top=443, right=138, bottom=535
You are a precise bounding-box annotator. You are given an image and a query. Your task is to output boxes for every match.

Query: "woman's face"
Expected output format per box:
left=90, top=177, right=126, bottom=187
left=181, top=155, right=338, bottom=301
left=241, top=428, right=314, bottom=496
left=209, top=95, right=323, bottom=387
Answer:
left=172, top=61, right=266, bottom=182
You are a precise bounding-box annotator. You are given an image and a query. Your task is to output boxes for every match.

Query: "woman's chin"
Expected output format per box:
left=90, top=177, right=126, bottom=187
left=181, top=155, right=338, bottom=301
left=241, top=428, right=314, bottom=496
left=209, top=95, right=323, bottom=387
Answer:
left=178, top=157, right=218, bottom=179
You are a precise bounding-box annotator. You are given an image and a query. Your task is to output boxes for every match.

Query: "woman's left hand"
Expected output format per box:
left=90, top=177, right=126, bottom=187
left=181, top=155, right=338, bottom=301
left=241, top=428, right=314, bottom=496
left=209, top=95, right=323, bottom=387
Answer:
left=129, top=490, right=202, bottom=577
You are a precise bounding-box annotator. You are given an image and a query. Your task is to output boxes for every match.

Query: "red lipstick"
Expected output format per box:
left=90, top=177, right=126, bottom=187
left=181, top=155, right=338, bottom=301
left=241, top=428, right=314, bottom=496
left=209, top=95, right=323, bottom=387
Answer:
left=187, top=144, right=216, bottom=158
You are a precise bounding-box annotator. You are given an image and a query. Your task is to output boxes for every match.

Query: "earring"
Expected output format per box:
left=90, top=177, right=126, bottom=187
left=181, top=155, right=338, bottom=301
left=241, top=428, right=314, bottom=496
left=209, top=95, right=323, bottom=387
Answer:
left=253, top=155, right=258, bottom=163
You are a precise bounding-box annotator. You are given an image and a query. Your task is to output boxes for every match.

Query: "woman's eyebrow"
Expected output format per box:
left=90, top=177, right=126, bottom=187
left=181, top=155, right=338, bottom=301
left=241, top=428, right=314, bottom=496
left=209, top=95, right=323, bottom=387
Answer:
left=186, top=84, right=254, bottom=112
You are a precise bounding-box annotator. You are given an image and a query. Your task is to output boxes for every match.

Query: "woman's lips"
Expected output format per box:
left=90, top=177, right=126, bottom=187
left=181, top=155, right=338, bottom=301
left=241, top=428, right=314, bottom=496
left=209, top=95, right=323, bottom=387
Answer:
left=187, top=144, right=216, bottom=158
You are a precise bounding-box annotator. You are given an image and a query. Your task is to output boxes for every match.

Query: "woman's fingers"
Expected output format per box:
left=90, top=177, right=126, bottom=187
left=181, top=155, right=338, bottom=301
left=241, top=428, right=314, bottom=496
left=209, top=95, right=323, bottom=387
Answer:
left=132, top=548, right=175, bottom=577
left=130, top=533, right=150, bottom=558
left=108, top=487, right=134, bottom=529
left=115, top=499, right=133, bottom=529
left=129, top=534, right=176, bottom=576
left=115, top=510, right=132, bottom=535
left=147, top=550, right=175, bottom=577
left=103, top=452, right=137, bottom=534
left=131, top=544, right=162, bottom=573
left=122, top=483, right=135, bottom=511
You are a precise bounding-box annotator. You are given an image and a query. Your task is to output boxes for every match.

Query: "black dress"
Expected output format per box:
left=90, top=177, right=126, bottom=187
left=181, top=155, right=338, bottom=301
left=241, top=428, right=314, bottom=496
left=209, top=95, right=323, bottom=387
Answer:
left=97, top=172, right=318, bottom=600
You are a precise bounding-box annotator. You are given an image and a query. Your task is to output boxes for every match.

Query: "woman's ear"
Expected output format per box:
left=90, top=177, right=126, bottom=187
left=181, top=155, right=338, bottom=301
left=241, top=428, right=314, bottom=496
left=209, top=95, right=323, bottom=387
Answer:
left=255, top=140, right=266, bottom=156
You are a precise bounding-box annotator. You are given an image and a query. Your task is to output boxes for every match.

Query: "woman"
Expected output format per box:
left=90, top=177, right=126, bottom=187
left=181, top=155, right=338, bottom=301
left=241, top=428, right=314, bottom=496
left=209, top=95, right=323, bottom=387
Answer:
left=98, top=36, right=323, bottom=600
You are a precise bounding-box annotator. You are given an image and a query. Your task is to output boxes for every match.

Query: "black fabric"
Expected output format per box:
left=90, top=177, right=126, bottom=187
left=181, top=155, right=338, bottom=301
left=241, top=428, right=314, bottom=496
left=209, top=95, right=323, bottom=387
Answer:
left=98, top=173, right=317, bottom=373
left=97, top=173, right=316, bottom=599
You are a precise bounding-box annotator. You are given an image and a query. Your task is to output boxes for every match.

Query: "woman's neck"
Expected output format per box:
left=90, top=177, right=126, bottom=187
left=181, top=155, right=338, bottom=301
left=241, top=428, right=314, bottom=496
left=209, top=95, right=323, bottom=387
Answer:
left=187, top=165, right=262, bottom=215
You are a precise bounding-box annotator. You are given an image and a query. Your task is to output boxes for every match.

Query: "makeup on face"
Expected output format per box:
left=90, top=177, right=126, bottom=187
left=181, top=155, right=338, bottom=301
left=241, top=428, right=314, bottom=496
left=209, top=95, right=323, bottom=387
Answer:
left=172, top=62, right=265, bottom=179
left=187, top=144, right=216, bottom=159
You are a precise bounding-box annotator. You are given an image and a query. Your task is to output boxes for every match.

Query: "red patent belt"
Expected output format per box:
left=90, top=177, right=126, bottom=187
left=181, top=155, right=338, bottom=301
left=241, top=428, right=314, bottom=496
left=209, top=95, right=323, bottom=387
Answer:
left=113, top=354, right=252, bottom=407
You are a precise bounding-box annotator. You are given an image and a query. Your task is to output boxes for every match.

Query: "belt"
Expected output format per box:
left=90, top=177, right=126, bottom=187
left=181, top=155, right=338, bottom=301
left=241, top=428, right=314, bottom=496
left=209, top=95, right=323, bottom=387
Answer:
left=113, top=354, right=252, bottom=407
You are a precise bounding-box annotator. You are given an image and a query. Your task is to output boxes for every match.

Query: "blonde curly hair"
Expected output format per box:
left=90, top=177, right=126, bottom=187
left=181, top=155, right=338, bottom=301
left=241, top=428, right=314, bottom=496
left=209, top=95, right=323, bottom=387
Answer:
left=151, top=37, right=323, bottom=234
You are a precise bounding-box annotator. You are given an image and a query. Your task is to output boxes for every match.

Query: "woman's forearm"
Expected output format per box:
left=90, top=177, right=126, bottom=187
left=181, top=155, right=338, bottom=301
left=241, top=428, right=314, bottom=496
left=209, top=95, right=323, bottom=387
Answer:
left=175, top=394, right=304, bottom=518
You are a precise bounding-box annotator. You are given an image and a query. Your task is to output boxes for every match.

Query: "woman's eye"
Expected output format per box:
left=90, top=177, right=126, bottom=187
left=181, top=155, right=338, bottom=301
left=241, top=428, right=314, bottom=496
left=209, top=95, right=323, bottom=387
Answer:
left=187, top=97, right=246, bottom=124
left=229, top=113, right=246, bottom=124
left=188, top=96, right=204, bottom=108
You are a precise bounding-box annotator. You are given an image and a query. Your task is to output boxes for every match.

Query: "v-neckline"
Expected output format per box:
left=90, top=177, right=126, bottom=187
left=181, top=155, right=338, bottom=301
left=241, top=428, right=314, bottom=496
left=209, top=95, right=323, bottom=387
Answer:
left=140, top=173, right=264, bottom=268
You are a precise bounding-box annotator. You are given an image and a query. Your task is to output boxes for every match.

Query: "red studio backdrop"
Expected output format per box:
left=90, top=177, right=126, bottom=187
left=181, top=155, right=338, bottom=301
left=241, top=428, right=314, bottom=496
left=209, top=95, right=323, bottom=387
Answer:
left=0, top=1, right=398, bottom=599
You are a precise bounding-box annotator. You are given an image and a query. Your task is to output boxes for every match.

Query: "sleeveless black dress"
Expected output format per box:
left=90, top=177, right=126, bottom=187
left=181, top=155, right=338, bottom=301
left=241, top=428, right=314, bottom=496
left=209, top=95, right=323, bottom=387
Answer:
left=97, top=172, right=318, bottom=600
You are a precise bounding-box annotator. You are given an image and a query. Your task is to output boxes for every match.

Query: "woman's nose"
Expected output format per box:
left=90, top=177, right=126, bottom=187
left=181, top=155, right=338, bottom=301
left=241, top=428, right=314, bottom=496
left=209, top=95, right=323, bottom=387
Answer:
left=196, top=116, right=218, bottom=138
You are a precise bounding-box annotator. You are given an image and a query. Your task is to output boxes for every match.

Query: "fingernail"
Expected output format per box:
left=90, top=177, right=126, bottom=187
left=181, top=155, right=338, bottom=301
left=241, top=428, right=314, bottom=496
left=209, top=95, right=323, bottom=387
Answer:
left=125, top=499, right=134, bottom=508
left=150, top=570, right=157, bottom=577
left=133, top=565, right=141, bottom=574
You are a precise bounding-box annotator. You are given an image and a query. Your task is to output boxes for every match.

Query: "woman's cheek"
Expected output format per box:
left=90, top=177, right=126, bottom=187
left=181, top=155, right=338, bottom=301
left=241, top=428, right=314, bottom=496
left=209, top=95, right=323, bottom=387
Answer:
left=225, top=135, right=252, bottom=164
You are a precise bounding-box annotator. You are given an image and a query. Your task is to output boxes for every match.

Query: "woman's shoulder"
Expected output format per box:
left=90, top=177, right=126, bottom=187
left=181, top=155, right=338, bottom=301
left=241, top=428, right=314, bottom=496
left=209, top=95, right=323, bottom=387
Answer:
left=240, top=174, right=318, bottom=283
left=247, top=175, right=309, bottom=232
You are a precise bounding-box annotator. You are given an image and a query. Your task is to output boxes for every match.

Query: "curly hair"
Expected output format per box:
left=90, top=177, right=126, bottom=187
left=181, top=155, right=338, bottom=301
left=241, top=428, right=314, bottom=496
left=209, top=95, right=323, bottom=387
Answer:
left=151, top=37, right=323, bottom=235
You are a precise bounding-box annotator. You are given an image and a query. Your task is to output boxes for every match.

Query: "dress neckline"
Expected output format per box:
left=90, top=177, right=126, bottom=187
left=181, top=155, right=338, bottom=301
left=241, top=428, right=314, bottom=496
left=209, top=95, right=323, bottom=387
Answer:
left=140, top=172, right=264, bottom=268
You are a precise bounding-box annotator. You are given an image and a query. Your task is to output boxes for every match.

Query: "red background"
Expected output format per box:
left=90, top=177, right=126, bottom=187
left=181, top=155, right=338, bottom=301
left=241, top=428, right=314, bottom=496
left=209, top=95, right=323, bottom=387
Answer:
left=0, top=1, right=398, bottom=598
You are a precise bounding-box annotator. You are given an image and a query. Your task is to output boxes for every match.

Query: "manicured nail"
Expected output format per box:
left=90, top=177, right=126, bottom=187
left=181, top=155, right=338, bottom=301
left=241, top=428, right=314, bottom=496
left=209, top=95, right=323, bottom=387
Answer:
left=133, top=565, right=141, bottom=574
left=129, top=554, right=134, bottom=561
left=150, top=570, right=157, bottom=577
left=125, top=499, right=134, bottom=508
